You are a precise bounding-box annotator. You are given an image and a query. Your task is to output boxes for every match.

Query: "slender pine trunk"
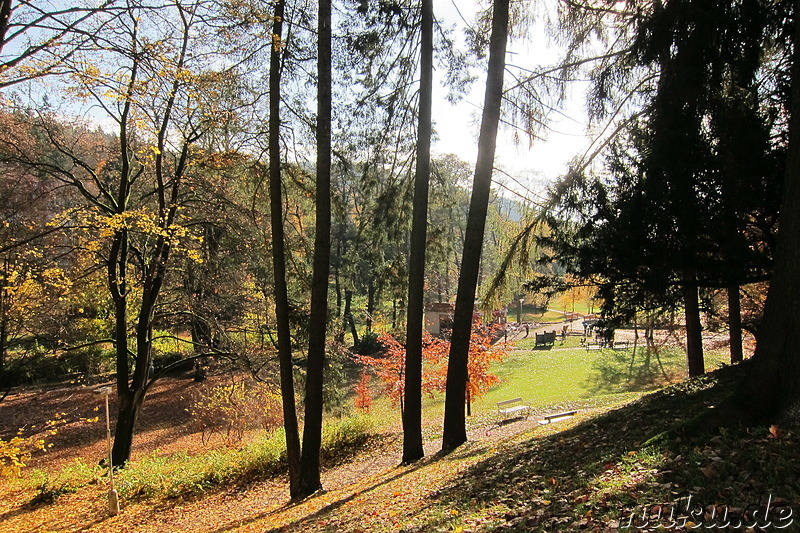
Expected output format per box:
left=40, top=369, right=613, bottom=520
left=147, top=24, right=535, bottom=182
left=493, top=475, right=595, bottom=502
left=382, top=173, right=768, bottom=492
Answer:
left=298, top=0, right=331, bottom=497
left=683, top=275, right=704, bottom=377
left=402, top=0, right=433, bottom=464
left=728, top=285, right=743, bottom=364
left=268, top=0, right=302, bottom=499
left=442, top=0, right=509, bottom=453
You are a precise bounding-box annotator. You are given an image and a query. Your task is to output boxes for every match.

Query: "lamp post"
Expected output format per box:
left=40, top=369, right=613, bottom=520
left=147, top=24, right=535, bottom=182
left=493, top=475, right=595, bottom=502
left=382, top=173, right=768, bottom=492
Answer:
left=93, top=386, right=119, bottom=515
left=517, top=296, right=524, bottom=326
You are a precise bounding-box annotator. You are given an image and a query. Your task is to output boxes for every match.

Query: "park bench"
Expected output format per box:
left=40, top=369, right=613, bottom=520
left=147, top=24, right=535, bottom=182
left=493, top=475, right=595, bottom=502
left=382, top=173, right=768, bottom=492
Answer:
left=538, top=410, right=578, bottom=425
left=535, top=331, right=557, bottom=348
left=585, top=342, right=602, bottom=351
left=612, top=341, right=630, bottom=350
left=496, top=397, right=530, bottom=422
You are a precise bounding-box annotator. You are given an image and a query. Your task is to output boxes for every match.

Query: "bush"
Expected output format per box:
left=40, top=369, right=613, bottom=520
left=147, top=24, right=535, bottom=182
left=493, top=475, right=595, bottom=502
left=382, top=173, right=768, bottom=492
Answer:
left=23, top=413, right=377, bottom=504
left=189, top=379, right=283, bottom=444
left=354, top=331, right=382, bottom=355
left=0, top=349, right=63, bottom=387
left=320, top=414, right=375, bottom=464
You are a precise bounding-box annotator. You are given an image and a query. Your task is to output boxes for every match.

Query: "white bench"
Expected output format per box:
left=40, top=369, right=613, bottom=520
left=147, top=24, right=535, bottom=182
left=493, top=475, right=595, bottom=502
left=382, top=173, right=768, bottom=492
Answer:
left=538, top=410, right=578, bottom=425
left=496, top=397, right=530, bottom=422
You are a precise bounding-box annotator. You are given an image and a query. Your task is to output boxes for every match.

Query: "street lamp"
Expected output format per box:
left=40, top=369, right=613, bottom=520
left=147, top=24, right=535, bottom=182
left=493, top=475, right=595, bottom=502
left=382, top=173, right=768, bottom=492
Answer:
left=93, top=386, right=119, bottom=515
left=517, top=296, right=524, bottom=325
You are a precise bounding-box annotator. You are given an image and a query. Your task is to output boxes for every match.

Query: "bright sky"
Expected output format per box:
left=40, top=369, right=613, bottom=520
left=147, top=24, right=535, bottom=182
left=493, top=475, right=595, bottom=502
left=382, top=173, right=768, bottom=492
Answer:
left=431, top=0, right=592, bottom=200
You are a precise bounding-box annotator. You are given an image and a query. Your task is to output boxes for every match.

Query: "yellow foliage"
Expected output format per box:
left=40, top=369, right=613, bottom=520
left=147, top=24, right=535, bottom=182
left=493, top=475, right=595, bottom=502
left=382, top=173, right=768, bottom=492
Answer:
left=0, top=414, right=69, bottom=478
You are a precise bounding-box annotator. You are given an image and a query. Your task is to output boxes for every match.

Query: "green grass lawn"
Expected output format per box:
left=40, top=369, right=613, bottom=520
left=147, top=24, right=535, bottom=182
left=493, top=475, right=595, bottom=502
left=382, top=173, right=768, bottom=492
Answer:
left=362, top=332, right=733, bottom=439
left=508, top=303, right=596, bottom=324
left=476, top=336, right=731, bottom=412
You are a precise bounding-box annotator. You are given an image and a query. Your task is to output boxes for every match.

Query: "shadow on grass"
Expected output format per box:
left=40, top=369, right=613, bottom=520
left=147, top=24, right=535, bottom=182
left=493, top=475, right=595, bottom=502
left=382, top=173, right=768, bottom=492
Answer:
left=583, top=345, right=684, bottom=396
left=205, top=452, right=436, bottom=533
left=405, top=365, right=749, bottom=532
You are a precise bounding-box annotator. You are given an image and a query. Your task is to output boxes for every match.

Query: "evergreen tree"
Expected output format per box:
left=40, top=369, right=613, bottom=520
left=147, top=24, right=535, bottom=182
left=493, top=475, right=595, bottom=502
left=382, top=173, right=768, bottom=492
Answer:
left=442, top=0, right=510, bottom=452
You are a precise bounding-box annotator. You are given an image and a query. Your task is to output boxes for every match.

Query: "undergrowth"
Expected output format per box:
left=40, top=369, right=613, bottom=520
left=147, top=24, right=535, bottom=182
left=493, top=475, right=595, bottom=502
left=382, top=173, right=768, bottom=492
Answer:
left=29, top=414, right=376, bottom=503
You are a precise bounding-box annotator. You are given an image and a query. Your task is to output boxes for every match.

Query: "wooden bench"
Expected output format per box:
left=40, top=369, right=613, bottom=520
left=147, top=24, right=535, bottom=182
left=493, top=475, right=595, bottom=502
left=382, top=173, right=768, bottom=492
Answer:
left=585, top=342, right=602, bottom=351
left=612, top=341, right=630, bottom=350
left=496, top=397, right=530, bottom=421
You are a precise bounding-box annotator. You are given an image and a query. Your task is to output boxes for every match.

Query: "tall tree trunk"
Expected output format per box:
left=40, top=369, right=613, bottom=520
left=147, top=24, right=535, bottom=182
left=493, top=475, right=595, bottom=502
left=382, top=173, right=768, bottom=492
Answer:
left=0, top=315, right=6, bottom=375
left=298, top=0, right=331, bottom=497
left=112, top=263, right=164, bottom=464
left=366, top=279, right=376, bottom=331
left=0, top=258, right=7, bottom=374
left=727, top=2, right=800, bottom=422
left=110, top=229, right=134, bottom=465
left=442, top=0, right=509, bottom=452
left=402, top=0, right=433, bottom=465
left=683, top=273, right=705, bottom=377
left=111, top=389, right=143, bottom=465
left=268, top=0, right=302, bottom=499
left=728, top=285, right=743, bottom=364
left=344, top=289, right=359, bottom=347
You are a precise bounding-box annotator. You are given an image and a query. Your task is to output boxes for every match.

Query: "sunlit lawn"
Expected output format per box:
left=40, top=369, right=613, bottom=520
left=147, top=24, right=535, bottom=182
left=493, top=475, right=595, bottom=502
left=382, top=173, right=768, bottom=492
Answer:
left=366, top=332, right=733, bottom=436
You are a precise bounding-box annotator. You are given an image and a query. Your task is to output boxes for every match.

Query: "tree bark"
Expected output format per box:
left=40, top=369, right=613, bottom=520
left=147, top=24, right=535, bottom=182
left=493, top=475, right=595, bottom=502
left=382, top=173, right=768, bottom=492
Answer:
left=683, top=274, right=705, bottom=377
left=268, top=0, right=302, bottom=499
left=442, top=0, right=509, bottom=453
left=402, top=0, right=433, bottom=464
left=728, top=1, right=800, bottom=422
left=298, top=0, right=331, bottom=497
left=728, top=285, right=743, bottom=364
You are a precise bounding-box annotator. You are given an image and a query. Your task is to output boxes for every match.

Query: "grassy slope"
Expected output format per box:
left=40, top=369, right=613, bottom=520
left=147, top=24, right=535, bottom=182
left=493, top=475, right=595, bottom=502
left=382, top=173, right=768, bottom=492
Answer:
left=279, top=363, right=798, bottom=533
left=416, top=363, right=798, bottom=532
left=4, top=336, right=796, bottom=532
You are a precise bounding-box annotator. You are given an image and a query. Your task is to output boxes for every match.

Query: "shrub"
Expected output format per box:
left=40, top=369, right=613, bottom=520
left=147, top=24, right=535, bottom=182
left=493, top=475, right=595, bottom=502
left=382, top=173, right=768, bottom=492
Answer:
left=23, top=413, right=377, bottom=504
left=320, top=414, right=375, bottom=464
left=117, top=415, right=375, bottom=500
left=189, top=379, right=283, bottom=444
left=354, top=330, right=382, bottom=355
left=1, top=415, right=66, bottom=478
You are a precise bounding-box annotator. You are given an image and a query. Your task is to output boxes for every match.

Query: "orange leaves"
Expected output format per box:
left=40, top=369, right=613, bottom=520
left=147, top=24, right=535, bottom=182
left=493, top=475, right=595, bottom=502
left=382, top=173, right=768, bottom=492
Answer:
left=352, top=325, right=508, bottom=408
left=352, top=333, right=408, bottom=406
left=354, top=371, right=373, bottom=412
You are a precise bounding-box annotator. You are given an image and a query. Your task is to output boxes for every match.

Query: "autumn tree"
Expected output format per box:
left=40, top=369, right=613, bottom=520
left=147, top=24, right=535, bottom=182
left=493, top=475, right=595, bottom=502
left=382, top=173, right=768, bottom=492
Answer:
left=354, top=326, right=507, bottom=413
left=1, top=0, right=272, bottom=465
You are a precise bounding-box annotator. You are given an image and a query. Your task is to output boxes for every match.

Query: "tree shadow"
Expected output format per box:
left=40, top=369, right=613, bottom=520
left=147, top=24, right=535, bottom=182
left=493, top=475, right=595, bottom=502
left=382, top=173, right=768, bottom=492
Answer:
left=583, top=344, right=680, bottom=395
left=206, top=451, right=438, bottom=533
left=406, top=365, right=744, bottom=532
